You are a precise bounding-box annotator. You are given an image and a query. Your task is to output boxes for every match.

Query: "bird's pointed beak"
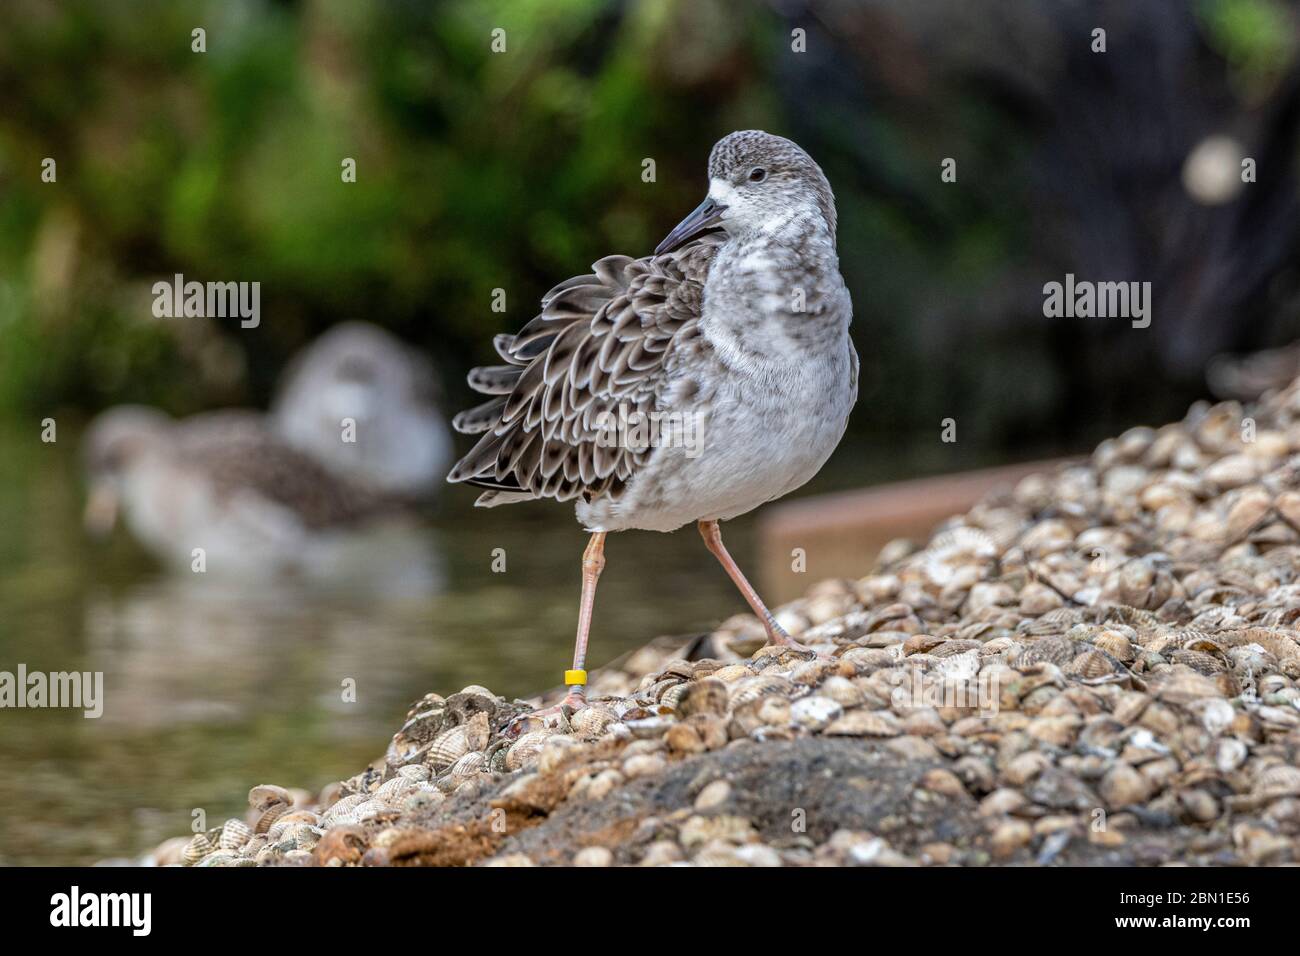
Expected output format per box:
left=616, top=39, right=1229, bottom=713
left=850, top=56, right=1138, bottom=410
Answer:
left=83, top=482, right=120, bottom=539
left=655, top=197, right=726, bottom=255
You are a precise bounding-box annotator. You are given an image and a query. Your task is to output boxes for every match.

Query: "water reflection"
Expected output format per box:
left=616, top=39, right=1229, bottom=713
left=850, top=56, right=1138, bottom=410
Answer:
left=82, top=526, right=446, bottom=730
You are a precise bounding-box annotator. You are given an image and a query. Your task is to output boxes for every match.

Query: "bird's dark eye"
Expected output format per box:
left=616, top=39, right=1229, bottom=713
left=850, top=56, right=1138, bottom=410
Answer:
left=748, top=167, right=767, bottom=183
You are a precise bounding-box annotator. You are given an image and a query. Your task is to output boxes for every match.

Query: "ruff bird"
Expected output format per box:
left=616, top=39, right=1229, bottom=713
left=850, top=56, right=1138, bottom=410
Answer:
left=83, top=405, right=407, bottom=577
left=448, top=130, right=857, bottom=711
left=272, top=322, right=451, bottom=500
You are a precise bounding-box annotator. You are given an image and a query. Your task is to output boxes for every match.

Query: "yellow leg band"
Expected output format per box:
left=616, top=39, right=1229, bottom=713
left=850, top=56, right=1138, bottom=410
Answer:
left=564, top=669, right=588, bottom=687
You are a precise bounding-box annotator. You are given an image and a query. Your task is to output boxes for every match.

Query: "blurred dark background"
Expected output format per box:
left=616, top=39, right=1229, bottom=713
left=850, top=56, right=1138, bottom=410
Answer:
left=5, top=0, right=1299, bottom=455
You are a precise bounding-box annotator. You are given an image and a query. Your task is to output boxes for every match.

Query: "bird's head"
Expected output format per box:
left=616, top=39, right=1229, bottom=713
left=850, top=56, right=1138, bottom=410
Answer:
left=656, top=130, right=837, bottom=254
left=82, top=405, right=171, bottom=537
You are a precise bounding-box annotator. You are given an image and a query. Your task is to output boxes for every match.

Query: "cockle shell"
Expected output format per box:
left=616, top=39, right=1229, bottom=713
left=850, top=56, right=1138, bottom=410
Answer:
left=1223, top=487, right=1273, bottom=540
left=248, top=784, right=293, bottom=813
left=182, top=833, right=215, bottom=866
left=504, top=731, right=554, bottom=772
left=1254, top=764, right=1300, bottom=799
left=658, top=683, right=689, bottom=709
left=1169, top=649, right=1228, bottom=675
left=319, top=793, right=369, bottom=826
left=278, top=810, right=321, bottom=826
left=1150, top=669, right=1223, bottom=703
left=385, top=695, right=449, bottom=767
left=677, top=678, right=729, bottom=718
left=730, top=676, right=796, bottom=707
left=284, top=823, right=324, bottom=850
left=1234, top=628, right=1300, bottom=661
left=321, top=799, right=391, bottom=826
left=570, top=706, right=618, bottom=738
left=218, top=819, right=253, bottom=850
left=1180, top=631, right=1227, bottom=654
left=1016, top=637, right=1079, bottom=668
left=254, top=802, right=290, bottom=835
left=903, top=634, right=947, bottom=656
left=931, top=639, right=983, bottom=659
left=1065, top=648, right=1127, bottom=682
left=425, top=712, right=491, bottom=771
left=711, top=664, right=754, bottom=683
left=639, top=678, right=682, bottom=704
left=449, top=750, right=487, bottom=779
left=195, top=849, right=237, bottom=867
left=1093, top=630, right=1135, bottom=662
left=374, top=777, right=414, bottom=803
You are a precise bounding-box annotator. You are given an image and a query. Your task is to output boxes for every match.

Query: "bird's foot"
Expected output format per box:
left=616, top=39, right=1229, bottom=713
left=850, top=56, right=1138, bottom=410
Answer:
left=504, top=691, right=586, bottom=739
left=766, top=638, right=836, bottom=661
left=764, top=617, right=835, bottom=660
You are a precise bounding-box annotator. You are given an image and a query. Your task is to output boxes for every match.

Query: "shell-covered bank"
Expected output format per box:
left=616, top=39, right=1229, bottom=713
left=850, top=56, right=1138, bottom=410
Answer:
left=156, top=382, right=1300, bottom=867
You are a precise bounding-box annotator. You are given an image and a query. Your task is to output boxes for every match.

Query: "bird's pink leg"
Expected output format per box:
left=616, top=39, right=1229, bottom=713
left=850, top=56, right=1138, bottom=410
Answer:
left=506, top=532, right=605, bottom=735
left=698, top=519, right=814, bottom=652
left=563, top=530, right=607, bottom=708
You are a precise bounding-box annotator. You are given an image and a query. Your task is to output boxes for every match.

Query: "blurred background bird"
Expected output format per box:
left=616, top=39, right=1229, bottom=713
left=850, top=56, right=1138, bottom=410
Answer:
left=81, top=322, right=445, bottom=577
left=82, top=403, right=410, bottom=578
left=271, top=322, right=451, bottom=501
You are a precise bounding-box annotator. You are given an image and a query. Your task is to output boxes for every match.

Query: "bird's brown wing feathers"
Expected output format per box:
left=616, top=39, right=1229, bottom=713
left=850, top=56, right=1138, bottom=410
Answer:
left=447, top=232, right=724, bottom=505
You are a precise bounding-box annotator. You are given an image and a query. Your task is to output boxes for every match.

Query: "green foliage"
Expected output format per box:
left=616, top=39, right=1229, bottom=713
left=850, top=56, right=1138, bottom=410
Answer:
left=1198, top=0, right=1298, bottom=96
left=0, top=0, right=788, bottom=415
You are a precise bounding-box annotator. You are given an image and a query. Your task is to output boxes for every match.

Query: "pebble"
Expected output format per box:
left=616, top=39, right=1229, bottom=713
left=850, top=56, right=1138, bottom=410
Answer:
left=573, top=846, right=614, bottom=867
left=694, top=780, right=732, bottom=811
left=990, top=820, right=1033, bottom=859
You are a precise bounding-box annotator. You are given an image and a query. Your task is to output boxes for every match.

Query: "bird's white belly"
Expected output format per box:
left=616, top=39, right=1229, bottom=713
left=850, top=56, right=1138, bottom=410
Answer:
left=579, top=344, right=855, bottom=533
